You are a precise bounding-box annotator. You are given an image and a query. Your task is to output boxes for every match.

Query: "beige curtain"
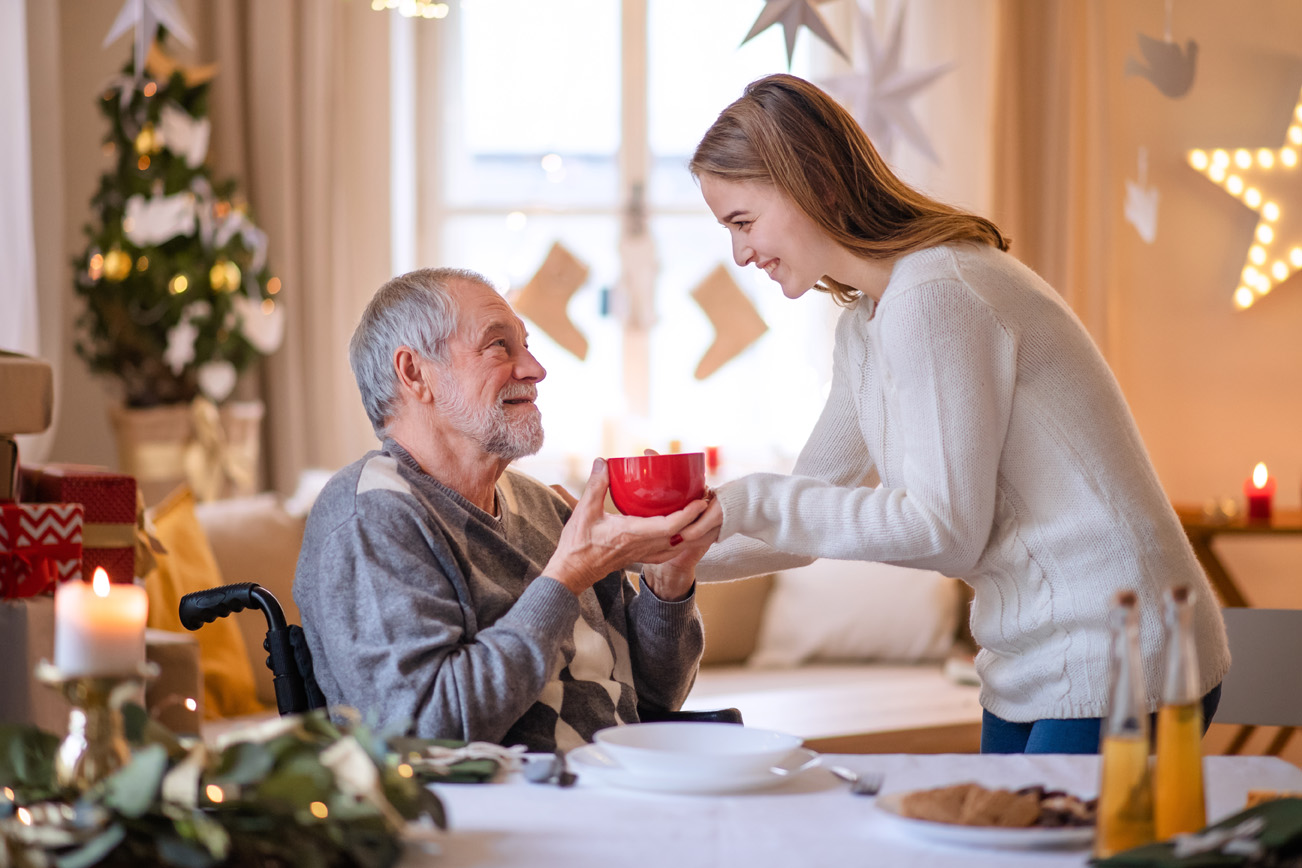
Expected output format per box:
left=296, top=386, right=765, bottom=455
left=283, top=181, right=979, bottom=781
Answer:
left=194, top=1, right=392, bottom=494
left=990, top=0, right=1120, bottom=360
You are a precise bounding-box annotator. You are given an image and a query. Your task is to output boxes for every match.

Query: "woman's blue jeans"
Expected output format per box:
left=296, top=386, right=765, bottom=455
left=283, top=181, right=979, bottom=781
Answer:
left=980, top=684, right=1222, bottom=754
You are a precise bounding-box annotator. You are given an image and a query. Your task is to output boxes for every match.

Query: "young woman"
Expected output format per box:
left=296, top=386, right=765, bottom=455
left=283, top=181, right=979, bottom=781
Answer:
left=689, top=73, right=1228, bottom=754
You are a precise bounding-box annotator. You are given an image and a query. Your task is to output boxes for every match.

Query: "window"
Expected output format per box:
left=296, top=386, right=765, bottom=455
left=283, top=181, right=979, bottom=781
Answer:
left=407, top=0, right=842, bottom=486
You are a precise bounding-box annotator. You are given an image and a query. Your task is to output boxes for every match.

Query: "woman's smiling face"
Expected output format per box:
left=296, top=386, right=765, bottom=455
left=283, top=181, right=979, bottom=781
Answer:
left=699, top=174, right=838, bottom=300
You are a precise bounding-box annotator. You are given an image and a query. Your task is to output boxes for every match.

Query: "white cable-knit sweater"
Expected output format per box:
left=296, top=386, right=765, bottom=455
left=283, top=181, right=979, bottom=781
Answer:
left=698, top=242, right=1230, bottom=723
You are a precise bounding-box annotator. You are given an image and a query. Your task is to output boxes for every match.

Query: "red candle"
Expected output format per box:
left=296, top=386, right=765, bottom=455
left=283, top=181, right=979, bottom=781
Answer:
left=705, top=445, right=721, bottom=476
left=1244, top=462, right=1275, bottom=522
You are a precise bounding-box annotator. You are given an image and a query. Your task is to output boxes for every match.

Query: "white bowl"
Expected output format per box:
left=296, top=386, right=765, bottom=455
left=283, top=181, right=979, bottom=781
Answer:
left=592, top=722, right=804, bottom=779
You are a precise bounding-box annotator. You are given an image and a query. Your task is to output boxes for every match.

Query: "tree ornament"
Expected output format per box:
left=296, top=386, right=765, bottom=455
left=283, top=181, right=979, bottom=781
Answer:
left=102, top=0, right=194, bottom=83
left=1125, top=1, right=1196, bottom=100
left=134, top=122, right=159, bottom=155
left=102, top=249, right=133, bottom=282
left=1124, top=146, right=1160, bottom=244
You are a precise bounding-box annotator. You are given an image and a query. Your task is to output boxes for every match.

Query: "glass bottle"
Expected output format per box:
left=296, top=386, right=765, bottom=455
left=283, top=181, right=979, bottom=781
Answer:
left=1154, top=585, right=1207, bottom=838
left=1095, top=590, right=1156, bottom=859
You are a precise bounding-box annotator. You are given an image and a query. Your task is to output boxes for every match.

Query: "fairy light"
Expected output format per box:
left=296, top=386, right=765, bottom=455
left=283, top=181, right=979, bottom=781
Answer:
left=206, top=784, right=225, bottom=804
left=185, top=697, right=197, bottom=711
left=261, top=298, right=276, bottom=314
left=169, top=275, right=189, bottom=294
left=266, top=276, right=282, bottom=294
left=137, top=255, right=149, bottom=271
left=3, top=786, right=13, bottom=801
left=373, top=0, right=448, bottom=17
left=398, top=763, right=414, bottom=778
left=310, top=801, right=329, bottom=819
left=138, top=155, right=150, bottom=171
left=17, top=807, right=31, bottom=825
left=143, top=82, right=157, bottom=97
left=1189, top=88, right=1302, bottom=308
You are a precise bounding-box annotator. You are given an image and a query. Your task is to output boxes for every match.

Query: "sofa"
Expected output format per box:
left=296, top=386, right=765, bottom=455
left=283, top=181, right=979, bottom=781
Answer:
left=190, top=491, right=984, bottom=753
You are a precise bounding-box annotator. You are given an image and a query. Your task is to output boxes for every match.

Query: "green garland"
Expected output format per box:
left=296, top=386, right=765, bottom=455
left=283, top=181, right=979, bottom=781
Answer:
left=0, top=709, right=452, bottom=868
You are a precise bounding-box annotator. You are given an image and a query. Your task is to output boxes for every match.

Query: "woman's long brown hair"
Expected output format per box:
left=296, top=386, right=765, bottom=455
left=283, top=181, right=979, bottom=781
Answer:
left=691, top=74, right=1009, bottom=304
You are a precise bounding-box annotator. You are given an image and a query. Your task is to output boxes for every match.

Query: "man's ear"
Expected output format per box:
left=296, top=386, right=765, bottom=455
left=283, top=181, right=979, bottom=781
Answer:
left=394, top=346, right=437, bottom=405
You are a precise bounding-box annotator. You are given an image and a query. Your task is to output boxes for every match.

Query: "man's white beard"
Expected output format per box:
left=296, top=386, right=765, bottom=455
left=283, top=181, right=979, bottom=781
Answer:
left=435, top=377, right=544, bottom=461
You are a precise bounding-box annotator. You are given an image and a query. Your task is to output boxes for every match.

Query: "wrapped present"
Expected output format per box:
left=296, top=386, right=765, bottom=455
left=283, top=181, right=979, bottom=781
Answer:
left=0, top=351, right=54, bottom=435
left=0, top=501, right=83, bottom=598
left=1, top=435, right=15, bottom=502
left=21, top=464, right=138, bottom=581
left=0, top=596, right=69, bottom=731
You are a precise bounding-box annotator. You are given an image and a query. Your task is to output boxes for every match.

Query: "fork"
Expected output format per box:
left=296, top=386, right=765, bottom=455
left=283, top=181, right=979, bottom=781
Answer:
left=826, top=766, right=884, bottom=796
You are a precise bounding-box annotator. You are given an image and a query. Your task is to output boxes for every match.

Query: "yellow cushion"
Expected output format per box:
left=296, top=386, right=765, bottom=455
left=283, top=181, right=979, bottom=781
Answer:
left=143, top=485, right=265, bottom=719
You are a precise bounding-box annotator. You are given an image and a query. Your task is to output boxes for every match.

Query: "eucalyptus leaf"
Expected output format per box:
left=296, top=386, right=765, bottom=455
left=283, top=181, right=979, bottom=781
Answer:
left=210, top=741, right=274, bottom=787
left=53, top=822, right=125, bottom=868
left=156, top=834, right=220, bottom=868
left=103, top=744, right=167, bottom=818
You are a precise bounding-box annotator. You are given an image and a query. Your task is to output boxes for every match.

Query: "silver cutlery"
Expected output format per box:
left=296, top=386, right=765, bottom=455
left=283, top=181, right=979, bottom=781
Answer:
left=826, top=765, right=884, bottom=796
left=523, top=752, right=577, bottom=787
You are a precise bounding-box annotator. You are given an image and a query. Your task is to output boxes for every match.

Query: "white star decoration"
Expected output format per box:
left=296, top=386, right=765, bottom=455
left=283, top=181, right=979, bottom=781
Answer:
left=1188, top=86, right=1302, bottom=309
left=740, top=0, right=848, bottom=69
left=820, top=1, right=953, bottom=164
left=102, top=0, right=194, bottom=77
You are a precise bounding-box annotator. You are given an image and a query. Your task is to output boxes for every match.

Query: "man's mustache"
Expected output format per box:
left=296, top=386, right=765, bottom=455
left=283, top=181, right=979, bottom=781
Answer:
left=500, top=384, right=538, bottom=402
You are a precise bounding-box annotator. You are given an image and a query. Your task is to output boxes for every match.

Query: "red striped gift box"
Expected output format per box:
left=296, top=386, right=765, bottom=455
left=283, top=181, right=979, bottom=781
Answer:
left=0, top=502, right=83, bottom=598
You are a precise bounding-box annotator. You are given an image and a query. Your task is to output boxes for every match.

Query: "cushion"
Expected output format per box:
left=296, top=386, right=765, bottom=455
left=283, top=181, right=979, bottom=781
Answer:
left=695, top=575, right=774, bottom=666
left=748, top=559, right=961, bottom=668
left=143, top=485, right=264, bottom=719
left=193, top=493, right=307, bottom=706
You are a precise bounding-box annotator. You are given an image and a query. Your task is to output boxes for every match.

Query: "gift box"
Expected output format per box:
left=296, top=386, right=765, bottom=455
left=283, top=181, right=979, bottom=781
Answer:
left=0, top=351, right=54, bottom=435
left=0, top=501, right=83, bottom=598
left=0, top=596, right=70, bottom=732
left=21, top=464, right=138, bottom=581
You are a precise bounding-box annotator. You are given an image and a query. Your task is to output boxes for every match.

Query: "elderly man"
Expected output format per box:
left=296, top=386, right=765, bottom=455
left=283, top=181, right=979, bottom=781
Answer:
left=294, top=267, right=718, bottom=752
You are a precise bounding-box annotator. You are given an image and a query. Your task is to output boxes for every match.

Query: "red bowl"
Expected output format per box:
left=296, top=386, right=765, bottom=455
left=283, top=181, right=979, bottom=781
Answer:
left=606, top=453, right=706, bottom=517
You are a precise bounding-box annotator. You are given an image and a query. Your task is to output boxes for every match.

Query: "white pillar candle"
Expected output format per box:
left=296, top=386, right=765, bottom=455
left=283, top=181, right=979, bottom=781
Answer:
left=54, top=568, right=149, bottom=676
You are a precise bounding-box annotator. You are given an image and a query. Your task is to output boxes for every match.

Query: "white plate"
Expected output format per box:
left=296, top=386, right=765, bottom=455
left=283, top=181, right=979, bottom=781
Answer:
left=567, top=744, right=819, bottom=794
left=875, top=792, right=1095, bottom=850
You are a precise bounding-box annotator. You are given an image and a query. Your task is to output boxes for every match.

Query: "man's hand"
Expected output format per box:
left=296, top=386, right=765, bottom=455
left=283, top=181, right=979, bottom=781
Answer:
left=542, top=459, right=713, bottom=597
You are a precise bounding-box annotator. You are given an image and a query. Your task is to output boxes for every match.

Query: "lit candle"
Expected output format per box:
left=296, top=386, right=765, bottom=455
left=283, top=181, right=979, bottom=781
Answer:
left=1244, top=462, right=1276, bottom=522
left=54, top=568, right=148, bottom=676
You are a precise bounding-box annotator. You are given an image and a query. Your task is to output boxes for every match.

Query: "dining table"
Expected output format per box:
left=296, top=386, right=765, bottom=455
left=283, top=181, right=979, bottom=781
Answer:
left=410, top=752, right=1302, bottom=867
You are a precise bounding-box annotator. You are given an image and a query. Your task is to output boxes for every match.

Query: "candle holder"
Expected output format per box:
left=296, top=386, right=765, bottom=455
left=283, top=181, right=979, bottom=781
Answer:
left=34, top=660, right=159, bottom=791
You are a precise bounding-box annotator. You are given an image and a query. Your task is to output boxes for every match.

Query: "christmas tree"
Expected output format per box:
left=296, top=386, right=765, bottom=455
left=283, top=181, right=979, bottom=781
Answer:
left=73, top=33, right=284, bottom=408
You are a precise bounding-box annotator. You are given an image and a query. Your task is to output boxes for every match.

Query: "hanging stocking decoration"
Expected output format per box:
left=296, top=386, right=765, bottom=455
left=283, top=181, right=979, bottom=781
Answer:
left=690, top=265, right=769, bottom=380
left=511, top=242, right=592, bottom=361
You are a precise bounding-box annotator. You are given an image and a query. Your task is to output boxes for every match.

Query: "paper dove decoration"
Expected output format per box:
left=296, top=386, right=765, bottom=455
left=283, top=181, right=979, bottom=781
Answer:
left=159, top=104, right=211, bottom=168
left=124, top=191, right=197, bottom=246
left=1125, top=33, right=1197, bottom=99
left=163, top=303, right=208, bottom=375
left=691, top=265, right=769, bottom=380
left=103, top=0, right=194, bottom=78
left=740, top=0, right=848, bottom=69
left=1124, top=147, right=1159, bottom=244
left=511, top=242, right=592, bottom=361
left=821, top=1, right=953, bottom=164
left=197, top=361, right=237, bottom=403
left=232, top=293, right=286, bottom=355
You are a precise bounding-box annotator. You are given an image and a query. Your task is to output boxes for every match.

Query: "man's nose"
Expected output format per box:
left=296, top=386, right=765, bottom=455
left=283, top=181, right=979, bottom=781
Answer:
left=518, top=349, right=546, bottom=383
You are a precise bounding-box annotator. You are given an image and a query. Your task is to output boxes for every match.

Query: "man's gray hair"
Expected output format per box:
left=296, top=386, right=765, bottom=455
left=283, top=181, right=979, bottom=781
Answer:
left=349, top=267, right=492, bottom=438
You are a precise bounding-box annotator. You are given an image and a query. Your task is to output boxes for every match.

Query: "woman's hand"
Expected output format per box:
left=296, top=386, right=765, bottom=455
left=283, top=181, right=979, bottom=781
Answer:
left=543, top=459, right=711, bottom=596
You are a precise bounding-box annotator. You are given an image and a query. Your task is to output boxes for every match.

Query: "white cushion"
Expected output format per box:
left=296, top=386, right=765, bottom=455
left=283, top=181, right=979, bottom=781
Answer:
left=747, top=559, right=961, bottom=668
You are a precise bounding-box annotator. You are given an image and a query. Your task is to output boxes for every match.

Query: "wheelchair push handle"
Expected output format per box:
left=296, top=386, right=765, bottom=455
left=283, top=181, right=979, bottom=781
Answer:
left=179, top=582, right=289, bottom=632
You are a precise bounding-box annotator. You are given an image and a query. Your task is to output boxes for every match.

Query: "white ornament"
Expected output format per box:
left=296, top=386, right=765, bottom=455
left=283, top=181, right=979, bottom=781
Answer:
left=197, top=360, right=237, bottom=403
left=820, top=0, right=953, bottom=164
left=103, top=0, right=194, bottom=79
left=1124, top=147, right=1160, bottom=244
left=124, top=192, right=197, bottom=246
left=233, top=293, right=286, bottom=355
left=164, top=318, right=198, bottom=375
left=159, top=103, right=210, bottom=168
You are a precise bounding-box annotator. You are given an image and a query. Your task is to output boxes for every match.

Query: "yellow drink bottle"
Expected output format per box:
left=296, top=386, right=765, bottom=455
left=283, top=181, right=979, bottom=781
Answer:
left=1154, top=585, right=1207, bottom=839
left=1095, top=590, right=1155, bottom=859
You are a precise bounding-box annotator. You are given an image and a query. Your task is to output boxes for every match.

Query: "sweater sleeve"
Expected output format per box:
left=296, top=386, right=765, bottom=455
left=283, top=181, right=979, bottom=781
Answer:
left=714, top=281, right=1018, bottom=576
left=695, top=307, right=878, bottom=581
left=623, top=577, right=704, bottom=712
left=296, top=495, right=579, bottom=744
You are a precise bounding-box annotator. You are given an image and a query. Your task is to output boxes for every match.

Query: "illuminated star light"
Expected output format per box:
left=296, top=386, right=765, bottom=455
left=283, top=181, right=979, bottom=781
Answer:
left=1188, top=88, right=1302, bottom=309
left=740, top=0, right=848, bottom=69
left=820, top=1, right=953, bottom=164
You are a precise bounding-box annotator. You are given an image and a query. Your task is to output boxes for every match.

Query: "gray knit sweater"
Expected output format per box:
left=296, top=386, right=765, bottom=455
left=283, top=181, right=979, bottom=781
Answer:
left=293, top=440, right=704, bottom=752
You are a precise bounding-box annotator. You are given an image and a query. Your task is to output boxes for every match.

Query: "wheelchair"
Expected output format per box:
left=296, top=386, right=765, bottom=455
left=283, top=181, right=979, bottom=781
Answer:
left=178, top=582, right=741, bottom=725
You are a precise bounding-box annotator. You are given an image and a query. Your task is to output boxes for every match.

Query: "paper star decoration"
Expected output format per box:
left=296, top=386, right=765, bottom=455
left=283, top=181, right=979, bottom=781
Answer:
left=1124, top=146, right=1160, bottom=244
left=1188, top=86, right=1302, bottom=309
left=740, top=0, right=848, bottom=69
left=103, top=0, right=194, bottom=77
left=820, top=1, right=953, bottom=163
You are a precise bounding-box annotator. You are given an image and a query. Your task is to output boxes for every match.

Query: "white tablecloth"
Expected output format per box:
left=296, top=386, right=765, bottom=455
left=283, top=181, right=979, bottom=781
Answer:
left=408, top=754, right=1302, bottom=868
